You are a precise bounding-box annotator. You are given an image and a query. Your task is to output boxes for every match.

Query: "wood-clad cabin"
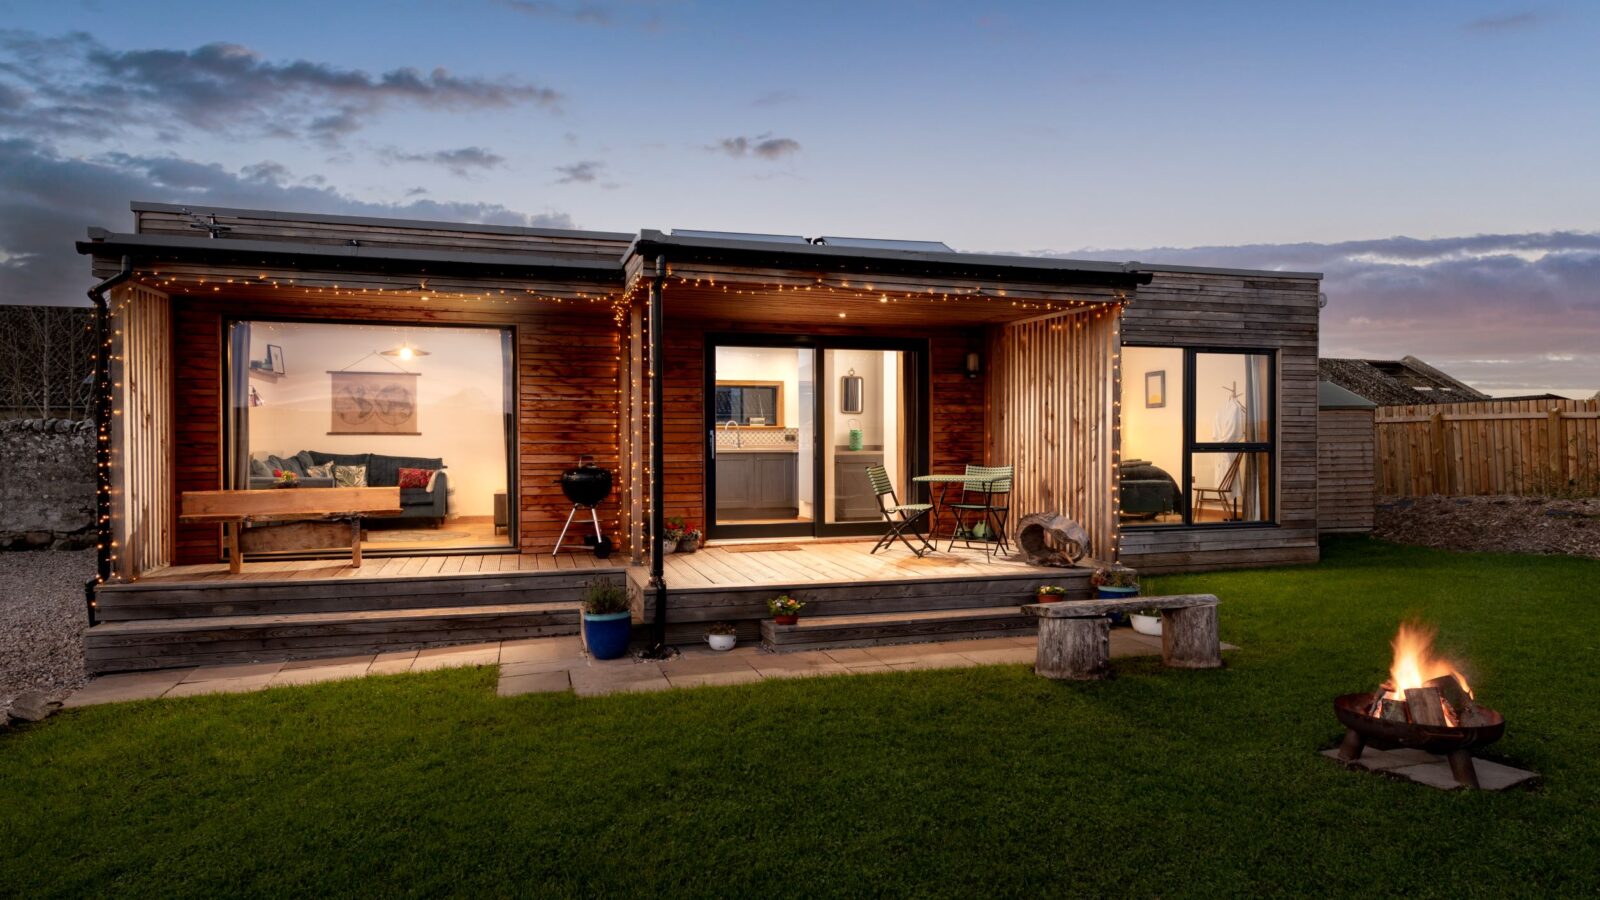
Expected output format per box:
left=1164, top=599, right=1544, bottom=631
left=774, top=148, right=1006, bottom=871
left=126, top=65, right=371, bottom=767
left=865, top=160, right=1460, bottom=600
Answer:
left=77, top=203, right=1326, bottom=645
left=1317, top=382, right=1377, bottom=534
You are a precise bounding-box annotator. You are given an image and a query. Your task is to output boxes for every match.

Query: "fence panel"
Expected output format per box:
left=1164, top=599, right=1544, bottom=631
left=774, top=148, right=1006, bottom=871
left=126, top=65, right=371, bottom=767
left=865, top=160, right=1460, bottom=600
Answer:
left=1374, top=398, right=1600, bottom=497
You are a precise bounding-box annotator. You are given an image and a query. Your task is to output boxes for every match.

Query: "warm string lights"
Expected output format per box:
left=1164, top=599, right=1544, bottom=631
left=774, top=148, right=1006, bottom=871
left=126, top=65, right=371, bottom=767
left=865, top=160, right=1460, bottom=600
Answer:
left=128, top=269, right=624, bottom=310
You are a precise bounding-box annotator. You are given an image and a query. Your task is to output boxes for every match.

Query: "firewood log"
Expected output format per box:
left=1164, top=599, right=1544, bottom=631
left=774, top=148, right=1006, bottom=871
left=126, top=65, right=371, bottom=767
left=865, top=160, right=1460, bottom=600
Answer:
left=1425, top=673, right=1471, bottom=713
left=1404, top=687, right=1448, bottom=727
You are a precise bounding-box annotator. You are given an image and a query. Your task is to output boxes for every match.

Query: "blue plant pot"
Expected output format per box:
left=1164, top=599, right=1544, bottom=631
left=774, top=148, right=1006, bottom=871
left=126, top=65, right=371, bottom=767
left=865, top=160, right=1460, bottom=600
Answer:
left=1096, top=584, right=1138, bottom=626
left=584, top=611, right=632, bottom=660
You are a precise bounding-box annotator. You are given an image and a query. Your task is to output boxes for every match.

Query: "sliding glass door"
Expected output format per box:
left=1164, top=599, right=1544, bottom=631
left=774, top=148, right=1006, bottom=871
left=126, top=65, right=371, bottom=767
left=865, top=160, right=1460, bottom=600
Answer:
left=706, top=335, right=927, bottom=540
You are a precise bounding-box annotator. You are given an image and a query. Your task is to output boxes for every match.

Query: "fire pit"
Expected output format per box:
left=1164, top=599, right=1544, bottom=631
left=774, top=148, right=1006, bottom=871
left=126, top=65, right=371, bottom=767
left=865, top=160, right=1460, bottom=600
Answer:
left=1334, top=622, right=1505, bottom=788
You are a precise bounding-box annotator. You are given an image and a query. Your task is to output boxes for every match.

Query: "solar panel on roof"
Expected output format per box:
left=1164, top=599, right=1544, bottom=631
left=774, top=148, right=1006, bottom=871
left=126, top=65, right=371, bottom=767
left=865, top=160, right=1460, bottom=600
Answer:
left=672, top=229, right=809, bottom=244
left=816, top=236, right=953, bottom=252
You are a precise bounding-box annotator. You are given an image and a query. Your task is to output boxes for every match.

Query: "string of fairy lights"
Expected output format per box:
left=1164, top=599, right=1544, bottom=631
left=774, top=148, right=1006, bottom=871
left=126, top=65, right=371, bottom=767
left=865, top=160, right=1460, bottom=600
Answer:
left=92, top=264, right=1132, bottom=581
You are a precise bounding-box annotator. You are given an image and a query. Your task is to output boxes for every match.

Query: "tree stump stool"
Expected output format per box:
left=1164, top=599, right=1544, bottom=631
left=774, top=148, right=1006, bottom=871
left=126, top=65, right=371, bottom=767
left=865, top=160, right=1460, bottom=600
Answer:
left=1022, top=594, right=1221, bottom=679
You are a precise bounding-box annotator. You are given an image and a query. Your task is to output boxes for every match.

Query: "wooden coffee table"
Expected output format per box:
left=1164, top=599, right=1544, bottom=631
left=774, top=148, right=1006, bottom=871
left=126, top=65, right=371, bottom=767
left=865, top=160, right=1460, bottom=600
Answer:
left=179, top=487, right=403, bottom=573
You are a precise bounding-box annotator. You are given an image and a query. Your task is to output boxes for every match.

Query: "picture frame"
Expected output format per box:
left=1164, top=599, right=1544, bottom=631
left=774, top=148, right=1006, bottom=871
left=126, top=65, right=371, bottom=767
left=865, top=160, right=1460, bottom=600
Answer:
left=1145, top=370, right=1166, bottom=408
left=266, top=344, right=286, bottom=375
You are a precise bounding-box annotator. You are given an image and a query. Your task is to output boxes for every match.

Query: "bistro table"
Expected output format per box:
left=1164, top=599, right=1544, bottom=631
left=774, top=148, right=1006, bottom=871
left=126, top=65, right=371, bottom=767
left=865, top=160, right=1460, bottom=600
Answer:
left=912, top=473, right=988, bottom=547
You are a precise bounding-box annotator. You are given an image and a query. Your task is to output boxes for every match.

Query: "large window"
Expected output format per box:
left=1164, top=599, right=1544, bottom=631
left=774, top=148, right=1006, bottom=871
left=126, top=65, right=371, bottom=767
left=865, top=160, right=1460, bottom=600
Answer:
left=227, top=320, right=516, bottom=552
left=1121, top=346, right=1275, bottom=527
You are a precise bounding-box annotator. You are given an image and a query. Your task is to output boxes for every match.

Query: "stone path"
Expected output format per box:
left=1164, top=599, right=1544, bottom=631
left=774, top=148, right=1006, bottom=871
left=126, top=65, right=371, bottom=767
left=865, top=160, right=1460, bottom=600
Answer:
left=62, top=630, right=1177, bottom=707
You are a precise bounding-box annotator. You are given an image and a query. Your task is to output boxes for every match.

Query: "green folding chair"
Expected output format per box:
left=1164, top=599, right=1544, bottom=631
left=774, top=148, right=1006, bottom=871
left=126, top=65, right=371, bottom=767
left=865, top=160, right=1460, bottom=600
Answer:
left=947, top=464, right=1013, bottom=559
left=867, top=464, right=933, bottom=557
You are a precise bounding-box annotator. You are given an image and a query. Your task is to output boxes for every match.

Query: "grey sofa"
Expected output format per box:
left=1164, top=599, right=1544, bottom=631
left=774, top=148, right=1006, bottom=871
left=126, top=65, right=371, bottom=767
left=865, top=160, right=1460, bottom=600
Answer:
left=249, top=450, right=448, bottom=522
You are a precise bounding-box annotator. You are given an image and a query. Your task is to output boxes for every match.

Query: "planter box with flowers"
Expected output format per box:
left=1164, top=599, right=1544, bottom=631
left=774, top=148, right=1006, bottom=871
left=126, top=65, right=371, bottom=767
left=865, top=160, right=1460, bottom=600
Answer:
left=767, top=593, right=805, bottom=625
left=678, top=526, right=702, bottom=553
left=1034, top=584, right=1068, bottom=603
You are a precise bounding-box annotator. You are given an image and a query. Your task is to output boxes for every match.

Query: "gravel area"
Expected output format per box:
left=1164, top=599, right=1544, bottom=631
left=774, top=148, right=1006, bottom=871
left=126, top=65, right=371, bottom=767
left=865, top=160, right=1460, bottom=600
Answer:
left=1, top=550, right=92, bottom=713
left=1376, top=496, right=1600, bottom=559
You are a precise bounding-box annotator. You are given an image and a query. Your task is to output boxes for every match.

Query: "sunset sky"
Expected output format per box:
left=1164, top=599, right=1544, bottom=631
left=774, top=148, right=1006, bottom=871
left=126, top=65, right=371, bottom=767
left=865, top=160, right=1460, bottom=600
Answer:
left=2, top=1, right=1597, bottom=395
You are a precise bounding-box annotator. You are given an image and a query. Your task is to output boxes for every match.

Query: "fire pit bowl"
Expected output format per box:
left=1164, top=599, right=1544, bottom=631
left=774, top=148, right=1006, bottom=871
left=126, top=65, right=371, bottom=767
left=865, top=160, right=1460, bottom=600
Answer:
left=1334, top=691, right=1505, bottom=787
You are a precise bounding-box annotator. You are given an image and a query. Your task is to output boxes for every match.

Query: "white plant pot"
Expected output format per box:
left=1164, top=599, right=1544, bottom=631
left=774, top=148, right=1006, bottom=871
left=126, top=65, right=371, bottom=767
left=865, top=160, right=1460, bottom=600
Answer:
left=706, top=633, right=737, bottom=652
left=1129, top=613, right=1162, bottom=636
left=660, top=541, right=678, bottom=555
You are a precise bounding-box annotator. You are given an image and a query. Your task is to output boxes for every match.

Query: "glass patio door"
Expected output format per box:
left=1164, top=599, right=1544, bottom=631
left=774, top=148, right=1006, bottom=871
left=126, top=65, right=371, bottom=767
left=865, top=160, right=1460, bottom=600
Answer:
left=706, top=336, right=927, bottom=541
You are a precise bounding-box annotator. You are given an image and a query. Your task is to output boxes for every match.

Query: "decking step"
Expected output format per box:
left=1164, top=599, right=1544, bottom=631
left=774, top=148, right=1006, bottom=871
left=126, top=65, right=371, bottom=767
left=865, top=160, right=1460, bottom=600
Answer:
left=92, top=569, right=614, bottom=620
left=84, top=602, right=582, bottom=673
left=760, top=606, right=1036, bottom=652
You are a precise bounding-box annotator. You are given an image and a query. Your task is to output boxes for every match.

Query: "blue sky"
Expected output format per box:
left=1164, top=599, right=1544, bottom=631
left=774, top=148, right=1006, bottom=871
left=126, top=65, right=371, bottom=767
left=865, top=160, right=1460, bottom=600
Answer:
left=2, top=1, right=1598, bottom=394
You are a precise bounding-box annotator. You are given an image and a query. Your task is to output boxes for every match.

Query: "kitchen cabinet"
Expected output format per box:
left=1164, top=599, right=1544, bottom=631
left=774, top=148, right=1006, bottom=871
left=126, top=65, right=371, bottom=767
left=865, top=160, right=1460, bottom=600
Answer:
left=715, top=452, right=798, bottom=517
left=833, top=452, right=884, bottom=522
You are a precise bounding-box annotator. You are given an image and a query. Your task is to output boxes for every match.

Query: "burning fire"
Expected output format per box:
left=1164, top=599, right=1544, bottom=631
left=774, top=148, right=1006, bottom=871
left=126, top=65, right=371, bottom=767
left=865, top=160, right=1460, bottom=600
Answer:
left=1384, top=621, right=1473, bottom=702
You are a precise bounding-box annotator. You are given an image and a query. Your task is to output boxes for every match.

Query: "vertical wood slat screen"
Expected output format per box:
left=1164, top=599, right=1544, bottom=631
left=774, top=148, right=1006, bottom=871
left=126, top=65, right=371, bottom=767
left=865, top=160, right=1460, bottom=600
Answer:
left=1374, top=398, right=1600, bottom=497
left=109, top=283, right=174, bottom=580
left=986, top=307, right=1122, bottom=562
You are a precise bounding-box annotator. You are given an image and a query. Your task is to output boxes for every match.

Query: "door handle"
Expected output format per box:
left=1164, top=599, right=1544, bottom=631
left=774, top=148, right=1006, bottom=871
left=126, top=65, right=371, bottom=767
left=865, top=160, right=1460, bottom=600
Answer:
left=708, top=429, right=716, bottom=461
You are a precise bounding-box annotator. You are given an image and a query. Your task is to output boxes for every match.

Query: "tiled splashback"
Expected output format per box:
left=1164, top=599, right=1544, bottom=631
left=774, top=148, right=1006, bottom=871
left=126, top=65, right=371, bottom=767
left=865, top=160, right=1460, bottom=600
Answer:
left=715, top=427, right=798, bottom=448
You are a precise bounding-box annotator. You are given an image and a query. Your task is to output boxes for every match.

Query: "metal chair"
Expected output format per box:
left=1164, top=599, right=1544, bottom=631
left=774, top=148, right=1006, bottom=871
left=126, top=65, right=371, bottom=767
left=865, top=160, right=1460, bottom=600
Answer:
left=947, top=464, right=1013, bottom=558
left=866, top=464, right=933, bottom=557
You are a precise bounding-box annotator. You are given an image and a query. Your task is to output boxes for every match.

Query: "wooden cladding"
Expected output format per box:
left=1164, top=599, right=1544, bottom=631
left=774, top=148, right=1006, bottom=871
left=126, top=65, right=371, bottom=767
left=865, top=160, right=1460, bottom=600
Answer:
left=109, top=283, right=176, bottom=579
left=1375, top=398, right=1600, bottom=497
left=1318, top=408, right=1376, bottom=533
left=985, top=308, right=1121, bottom=563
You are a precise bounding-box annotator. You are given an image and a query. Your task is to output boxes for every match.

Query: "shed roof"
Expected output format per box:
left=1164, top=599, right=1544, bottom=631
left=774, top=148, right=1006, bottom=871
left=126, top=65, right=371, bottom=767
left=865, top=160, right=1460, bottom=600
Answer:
left=1318, top=381, right=1377, bottom=409
left=1318, top=356, right=1487, bottom=406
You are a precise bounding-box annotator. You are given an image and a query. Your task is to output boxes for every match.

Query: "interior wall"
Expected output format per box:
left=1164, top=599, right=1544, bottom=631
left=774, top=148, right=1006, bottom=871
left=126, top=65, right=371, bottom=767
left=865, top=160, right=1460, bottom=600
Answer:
left=245, top=321, right=508, bottom=517
left=1122, top=346, right=1184, bottom=483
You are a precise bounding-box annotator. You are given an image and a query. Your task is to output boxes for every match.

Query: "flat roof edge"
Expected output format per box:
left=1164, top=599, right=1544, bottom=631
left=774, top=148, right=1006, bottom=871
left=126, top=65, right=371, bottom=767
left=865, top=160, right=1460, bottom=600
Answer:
left=1129, top=262, right=1323, bottom=279
left=76, top=231, right=625, bottom=277
left=129, top=201, right=635, bottom=243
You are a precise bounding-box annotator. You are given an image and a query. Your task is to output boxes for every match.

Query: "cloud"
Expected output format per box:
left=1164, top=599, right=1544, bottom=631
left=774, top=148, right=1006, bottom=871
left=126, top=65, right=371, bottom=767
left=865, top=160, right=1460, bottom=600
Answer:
left=497, top=0, right=613, bottom=26
left=553, top=160, right=604, bottom=184
left=1464, top=10, right=1545, bottom=31
left=379, top=146, right=506, bottom=176
left=0, top=30, right=561, bottom=146
left=1035, top=232, right=1600, bottom=397
left=0, top=138, right=576, bottom=308
left=714, top=133, right=801, bottom=160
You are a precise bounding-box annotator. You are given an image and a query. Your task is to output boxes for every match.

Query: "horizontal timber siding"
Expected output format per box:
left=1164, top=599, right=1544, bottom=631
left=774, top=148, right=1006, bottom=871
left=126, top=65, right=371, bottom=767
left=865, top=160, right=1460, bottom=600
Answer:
left=1318, top=408, right=1375, bottom=533
left=1120, top=270, right=1322, bottom=574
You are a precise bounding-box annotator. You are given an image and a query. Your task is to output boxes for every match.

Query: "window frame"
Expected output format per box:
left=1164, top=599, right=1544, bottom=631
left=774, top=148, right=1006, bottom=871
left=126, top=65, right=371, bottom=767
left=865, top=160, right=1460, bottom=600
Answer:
left=1122, top=344, right=1278, bottom=529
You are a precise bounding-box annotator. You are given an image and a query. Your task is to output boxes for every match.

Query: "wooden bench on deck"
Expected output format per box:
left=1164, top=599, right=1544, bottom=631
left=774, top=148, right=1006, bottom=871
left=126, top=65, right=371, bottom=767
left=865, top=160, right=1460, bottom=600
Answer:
left=179, top=487, right=403, bottom=574
left=1022, top=593, right=1221, bottom=680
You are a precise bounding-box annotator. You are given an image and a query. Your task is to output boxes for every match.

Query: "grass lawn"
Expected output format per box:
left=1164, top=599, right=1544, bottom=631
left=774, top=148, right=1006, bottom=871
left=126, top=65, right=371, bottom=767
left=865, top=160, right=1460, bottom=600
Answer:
left=4, top=537, right=1599, bottom=897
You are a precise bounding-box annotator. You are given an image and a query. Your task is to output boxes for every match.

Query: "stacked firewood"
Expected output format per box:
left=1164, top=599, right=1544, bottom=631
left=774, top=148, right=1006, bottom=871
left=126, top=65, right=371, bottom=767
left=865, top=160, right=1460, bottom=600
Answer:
left=1363, top=673, right=1495, bottom=728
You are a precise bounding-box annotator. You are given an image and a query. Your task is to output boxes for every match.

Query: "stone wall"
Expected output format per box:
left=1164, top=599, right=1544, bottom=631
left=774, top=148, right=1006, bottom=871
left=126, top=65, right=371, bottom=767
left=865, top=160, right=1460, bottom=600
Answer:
left=0, top=419, right=96, bottom=550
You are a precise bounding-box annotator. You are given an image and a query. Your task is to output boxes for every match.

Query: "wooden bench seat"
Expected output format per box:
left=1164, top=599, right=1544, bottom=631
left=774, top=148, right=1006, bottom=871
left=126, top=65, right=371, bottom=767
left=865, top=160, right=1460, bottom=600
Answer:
left=1022, top=593, right=1221, bottom=680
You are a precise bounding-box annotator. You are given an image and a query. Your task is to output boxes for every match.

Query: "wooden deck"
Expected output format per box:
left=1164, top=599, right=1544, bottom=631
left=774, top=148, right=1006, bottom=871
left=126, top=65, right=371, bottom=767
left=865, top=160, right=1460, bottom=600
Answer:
left=88, top=541, right=1089, bottom=672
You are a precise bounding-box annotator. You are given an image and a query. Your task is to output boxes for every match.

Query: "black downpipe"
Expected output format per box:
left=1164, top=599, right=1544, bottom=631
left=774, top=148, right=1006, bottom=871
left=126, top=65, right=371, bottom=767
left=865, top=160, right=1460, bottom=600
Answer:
left=644, top=254, right=672, bottom=656
left=84, top=255, right=135, bottom=625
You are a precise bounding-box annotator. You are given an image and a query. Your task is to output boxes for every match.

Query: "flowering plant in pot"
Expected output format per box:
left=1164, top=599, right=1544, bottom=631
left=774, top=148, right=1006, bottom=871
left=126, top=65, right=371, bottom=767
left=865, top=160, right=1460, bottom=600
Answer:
left=271, top=468, right=298, bottom=488
left=1129, top=608, right=1163, bottom=636
left=705, top=621, right=738, bottom=651
left=678, top=526, right=703, bottom=553
left=581, top=577, right=632, bottom=660
left=661, top=516, right=686, bottom=554
left=1034, top=584, right=1068, bottom=604
left=767, top=594, right=805, bottom=625
left=1090, top=566, right=1139, bottom=625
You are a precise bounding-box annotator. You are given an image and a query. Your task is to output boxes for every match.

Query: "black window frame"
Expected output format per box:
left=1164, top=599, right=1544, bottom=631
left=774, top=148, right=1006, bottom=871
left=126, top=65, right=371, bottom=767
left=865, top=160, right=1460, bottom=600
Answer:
left=1122, top=344, right=1277, bottom=529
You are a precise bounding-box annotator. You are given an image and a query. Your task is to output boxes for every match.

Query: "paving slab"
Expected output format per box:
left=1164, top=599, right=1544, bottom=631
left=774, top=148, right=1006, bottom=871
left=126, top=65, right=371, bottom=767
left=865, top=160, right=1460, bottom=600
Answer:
left=1320, top=748, right=1538, bottom=791
left=281, top=654, right=376, bottom=671
left=164, top=674, right=278, bottom=697
left=500, top=658, right=581, bottom=677
left=368, top=651, right=419, bottom=675
left=889, top=653, right=980, bottom=671
left=500, top=637, right=585, bottom=665
left=661, top=654, right=761, bottom=676
left=569, top=665, right=672, bottom=697
left=181, top=661, right=285, bottom=682
left=958, top=645, right=1037, bottom=665
left=271, top=663, right=373, bottom=686
left=497, top=670, right=572, bottom=697
left=412, top=645, right=501, bottom=671
left=664, top=669, right=765, bottom=689
left=822, top=647, right=879, bottom=665
left=63, top=670, right=193, bottom=707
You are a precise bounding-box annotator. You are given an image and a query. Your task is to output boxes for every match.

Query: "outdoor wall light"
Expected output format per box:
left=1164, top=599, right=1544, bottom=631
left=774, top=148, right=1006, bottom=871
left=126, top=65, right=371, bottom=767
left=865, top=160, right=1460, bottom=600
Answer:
left=965, top=351, right=982, bottom=379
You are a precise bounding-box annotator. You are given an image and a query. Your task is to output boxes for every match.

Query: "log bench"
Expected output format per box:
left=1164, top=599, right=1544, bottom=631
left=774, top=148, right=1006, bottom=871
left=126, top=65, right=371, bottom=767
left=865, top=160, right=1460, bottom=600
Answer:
left=1021, top=594, right=1221, bottom=680
left=179, top=487, right=403, bottom=574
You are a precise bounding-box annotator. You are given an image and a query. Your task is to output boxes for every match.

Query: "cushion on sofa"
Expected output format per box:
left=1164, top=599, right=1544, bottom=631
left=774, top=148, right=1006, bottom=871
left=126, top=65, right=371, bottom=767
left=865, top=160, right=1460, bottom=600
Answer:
left=366, top=454, right=443, bottom=488
left=333, top=464, right=368, bottom=488
left=249, top=457, right=273, bottom=478
left=307, top=450, right=373, bottom=469
left=266, top=454, right=306, bottom=478
left=397, top=466, right=440, bottom=490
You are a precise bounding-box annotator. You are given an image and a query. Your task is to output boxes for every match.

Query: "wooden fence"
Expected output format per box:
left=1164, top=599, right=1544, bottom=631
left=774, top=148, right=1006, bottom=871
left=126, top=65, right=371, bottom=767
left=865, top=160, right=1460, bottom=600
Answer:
left=1375, top=398, right=1600, bottom=497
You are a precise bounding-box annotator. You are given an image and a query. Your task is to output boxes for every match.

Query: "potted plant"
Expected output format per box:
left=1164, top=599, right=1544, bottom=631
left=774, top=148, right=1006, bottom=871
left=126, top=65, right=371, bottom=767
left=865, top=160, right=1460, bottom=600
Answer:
left=679, top=526, right=702, bottom=553
left=661, top=516, right=686, bottom=555
left=1090, top=566, right=1139, bottom=626
left=767, top=593, right=805, bottom=625
left=1129, top=608, right=1163, bottom=636
left=705, top=622, right=738, bottom=651
left=1034, top=584, right=1068, bottom=604
left=271, top=468, right=299, bottom=489
left=581, top=577, right=632, bottom=660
